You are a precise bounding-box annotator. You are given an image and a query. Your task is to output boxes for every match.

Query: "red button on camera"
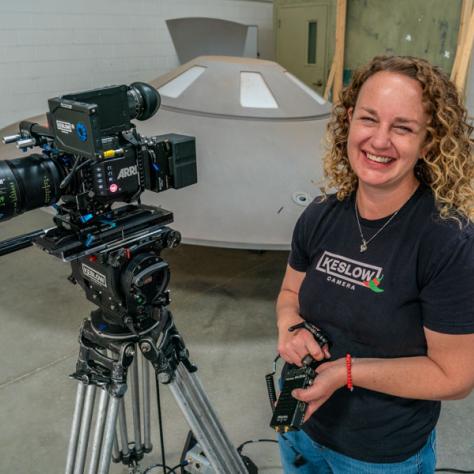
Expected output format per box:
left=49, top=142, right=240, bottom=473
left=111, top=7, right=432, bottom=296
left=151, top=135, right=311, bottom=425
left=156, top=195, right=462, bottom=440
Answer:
left=109, top=183, right=118, bottom=193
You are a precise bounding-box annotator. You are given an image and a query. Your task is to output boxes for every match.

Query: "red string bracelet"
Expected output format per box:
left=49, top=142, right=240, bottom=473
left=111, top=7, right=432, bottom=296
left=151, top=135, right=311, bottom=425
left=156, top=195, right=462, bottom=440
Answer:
left=346, top=354, right=354, bottom=391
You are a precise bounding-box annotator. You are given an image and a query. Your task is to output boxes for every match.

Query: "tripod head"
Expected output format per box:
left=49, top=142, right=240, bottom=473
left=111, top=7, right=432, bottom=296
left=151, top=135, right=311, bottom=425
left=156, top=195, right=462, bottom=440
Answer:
left=49, top=203, right=181, bottom=334
left=0, top=201, right=180, bottom=334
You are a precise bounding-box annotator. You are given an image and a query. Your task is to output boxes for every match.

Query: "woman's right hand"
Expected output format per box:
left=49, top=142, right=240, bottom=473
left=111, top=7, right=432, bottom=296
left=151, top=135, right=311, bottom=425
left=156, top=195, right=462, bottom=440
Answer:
left=276, top=265, right=331, bottom=366
left=278, top=320, right=331, bottom=366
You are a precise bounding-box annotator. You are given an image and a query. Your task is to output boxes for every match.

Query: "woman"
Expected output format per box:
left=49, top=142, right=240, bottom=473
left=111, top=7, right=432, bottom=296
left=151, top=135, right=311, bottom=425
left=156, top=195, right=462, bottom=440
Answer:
left=276, top=56, right=474, bottom=473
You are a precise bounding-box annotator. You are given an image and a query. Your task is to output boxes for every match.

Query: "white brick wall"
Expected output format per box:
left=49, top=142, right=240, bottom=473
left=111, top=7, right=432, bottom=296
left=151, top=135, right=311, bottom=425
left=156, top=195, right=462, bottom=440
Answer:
left=0, top=0, right=274, bottom=129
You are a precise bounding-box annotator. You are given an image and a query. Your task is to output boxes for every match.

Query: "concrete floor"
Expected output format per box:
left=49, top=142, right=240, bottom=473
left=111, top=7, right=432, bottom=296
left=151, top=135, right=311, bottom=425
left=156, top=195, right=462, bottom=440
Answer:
left=0, top=209, right=473, bottom=473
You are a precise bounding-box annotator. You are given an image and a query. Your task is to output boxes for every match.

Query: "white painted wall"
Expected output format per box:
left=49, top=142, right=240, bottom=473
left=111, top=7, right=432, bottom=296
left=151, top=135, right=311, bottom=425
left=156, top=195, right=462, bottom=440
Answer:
left=0, top=0, right=274, bottom=129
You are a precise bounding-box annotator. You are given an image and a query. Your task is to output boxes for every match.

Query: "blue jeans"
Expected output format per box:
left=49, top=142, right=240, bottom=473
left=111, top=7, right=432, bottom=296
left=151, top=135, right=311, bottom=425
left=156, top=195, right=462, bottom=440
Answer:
left=278, top=429, right=436, bottom=474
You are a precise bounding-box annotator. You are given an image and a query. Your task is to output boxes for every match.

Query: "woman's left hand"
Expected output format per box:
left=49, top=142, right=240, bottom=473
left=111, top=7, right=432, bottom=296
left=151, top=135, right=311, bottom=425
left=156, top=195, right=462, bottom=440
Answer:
left=291, top=358, right=347, bottom=421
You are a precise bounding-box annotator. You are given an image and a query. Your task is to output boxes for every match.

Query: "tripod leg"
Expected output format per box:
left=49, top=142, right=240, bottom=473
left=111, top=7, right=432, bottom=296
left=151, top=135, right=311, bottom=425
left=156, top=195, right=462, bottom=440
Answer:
left=142, top=353, right=152, bottom=451
left=73, top=384, right=97, bottom=474
left=129, top=348, right=143, bottom=455
left=118, top=399, right=130, bottom=458
left=97, top=395, right=121, bottom=474
left=169, top=363, right=249, bottom=474
left=65, top=381, right=87, bottom=474
left=112, top=428, right=120, bottom=463
left=87, top=387, right=110, bottom=474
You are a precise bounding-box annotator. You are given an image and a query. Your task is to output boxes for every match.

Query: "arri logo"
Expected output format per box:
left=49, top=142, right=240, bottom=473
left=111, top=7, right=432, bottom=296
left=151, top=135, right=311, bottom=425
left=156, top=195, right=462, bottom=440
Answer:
left=315, top=251, right=384, bottom=292
left=81, top=264, right=107, bottom=288
left=117, top=165, right=138, bottom=180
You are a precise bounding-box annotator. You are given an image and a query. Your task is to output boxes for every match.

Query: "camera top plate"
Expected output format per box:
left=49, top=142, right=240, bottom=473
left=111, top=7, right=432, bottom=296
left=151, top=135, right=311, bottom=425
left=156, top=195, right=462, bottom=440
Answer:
left=34, top=204, right=174, bottom=262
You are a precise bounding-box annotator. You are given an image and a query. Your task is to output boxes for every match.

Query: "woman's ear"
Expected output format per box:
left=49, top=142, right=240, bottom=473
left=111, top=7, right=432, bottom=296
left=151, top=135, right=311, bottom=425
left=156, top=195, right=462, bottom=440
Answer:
left=348, top=107, right=353, bottom=122
left=420, top=142, right=430, bottom=159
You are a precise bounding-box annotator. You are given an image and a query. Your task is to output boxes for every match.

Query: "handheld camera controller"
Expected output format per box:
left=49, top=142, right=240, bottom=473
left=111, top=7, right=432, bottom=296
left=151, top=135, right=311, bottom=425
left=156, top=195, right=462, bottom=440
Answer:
left=267, top=322, right=330, bottom=432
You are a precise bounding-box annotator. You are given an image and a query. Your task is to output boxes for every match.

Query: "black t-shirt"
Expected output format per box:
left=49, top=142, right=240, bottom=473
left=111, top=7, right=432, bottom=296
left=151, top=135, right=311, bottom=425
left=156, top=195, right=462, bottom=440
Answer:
left=288, top=185, right=474, bottom=463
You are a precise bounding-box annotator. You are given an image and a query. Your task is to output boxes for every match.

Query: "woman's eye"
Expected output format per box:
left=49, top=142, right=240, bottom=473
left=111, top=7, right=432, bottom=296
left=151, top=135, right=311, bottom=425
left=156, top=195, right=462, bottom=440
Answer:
left=360, top=116, right=375, bottom=122
left=395, top=125, right=412, bottom=133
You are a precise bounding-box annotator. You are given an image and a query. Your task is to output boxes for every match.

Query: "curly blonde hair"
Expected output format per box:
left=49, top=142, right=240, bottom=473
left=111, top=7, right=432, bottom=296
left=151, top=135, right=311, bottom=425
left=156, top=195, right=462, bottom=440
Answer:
left=323, top=55, right=474, bottom=224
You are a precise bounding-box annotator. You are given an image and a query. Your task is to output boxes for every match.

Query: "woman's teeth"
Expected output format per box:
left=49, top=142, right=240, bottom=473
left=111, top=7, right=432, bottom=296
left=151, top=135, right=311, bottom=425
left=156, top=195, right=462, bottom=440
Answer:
left=366, top=152, right=393, bottom=164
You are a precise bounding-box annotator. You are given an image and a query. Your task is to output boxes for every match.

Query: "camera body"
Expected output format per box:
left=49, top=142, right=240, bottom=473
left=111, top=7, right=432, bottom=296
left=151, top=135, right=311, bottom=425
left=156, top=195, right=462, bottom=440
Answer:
left=0, top=82, right=197, bottom=231
left=47, top=84, right=197, bottom=203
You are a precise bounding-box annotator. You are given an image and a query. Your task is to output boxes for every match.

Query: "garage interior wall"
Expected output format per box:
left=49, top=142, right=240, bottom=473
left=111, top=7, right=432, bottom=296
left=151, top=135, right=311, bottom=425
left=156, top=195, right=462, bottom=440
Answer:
left=344, top=0, right=462, bottom=76
left=0, top=0, right=274, bottom=129
left=274, top=0, right=461, bottom=95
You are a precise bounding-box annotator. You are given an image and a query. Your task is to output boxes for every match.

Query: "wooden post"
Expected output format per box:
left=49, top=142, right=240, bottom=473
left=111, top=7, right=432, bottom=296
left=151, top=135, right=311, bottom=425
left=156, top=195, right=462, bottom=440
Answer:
left=451, top=0, right=473, bottom=82
left=324, top=54, right=337, bottom=100
left=453, top=9, right=474, bottom=95
left=333, top=0, right=347, bottom=103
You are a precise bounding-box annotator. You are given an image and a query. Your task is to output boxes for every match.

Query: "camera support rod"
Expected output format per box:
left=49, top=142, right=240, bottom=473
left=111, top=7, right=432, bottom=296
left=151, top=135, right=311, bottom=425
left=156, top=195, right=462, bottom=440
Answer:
left=0, top=229, right=46, bottom=257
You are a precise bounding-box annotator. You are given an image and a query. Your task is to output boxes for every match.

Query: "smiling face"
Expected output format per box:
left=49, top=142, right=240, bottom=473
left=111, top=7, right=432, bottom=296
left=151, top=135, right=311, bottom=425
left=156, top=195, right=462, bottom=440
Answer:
left=347, top=71, right=429, bottom=197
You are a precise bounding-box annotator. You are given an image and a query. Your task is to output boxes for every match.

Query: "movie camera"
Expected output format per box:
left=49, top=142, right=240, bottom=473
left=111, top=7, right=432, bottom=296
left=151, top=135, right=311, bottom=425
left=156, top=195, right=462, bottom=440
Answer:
left=0, top=82, right=196, bottom=261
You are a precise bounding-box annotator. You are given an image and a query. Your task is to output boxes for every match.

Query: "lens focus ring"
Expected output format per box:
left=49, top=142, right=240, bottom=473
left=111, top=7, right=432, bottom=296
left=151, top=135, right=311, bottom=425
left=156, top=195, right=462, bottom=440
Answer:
left=0, top=154, right=63, bottom=222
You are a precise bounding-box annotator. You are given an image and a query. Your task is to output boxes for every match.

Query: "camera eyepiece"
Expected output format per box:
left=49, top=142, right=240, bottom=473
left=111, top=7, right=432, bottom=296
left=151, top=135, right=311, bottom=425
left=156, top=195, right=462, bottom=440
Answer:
left=128, top=82, right=161, bottom=121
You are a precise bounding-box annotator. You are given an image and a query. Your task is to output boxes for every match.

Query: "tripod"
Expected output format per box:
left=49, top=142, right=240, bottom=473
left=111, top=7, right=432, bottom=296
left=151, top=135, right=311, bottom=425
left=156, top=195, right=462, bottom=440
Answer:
left=0, top=205, right=257, bottom=474
left=65, top=305, right=255, bottom=474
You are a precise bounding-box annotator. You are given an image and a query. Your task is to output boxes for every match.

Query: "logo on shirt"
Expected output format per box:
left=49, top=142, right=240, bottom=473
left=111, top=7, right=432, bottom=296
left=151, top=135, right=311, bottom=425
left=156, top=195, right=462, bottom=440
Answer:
left=363, top=275, right=384, bottom=293
left=315, top=251, right=384, bottom=292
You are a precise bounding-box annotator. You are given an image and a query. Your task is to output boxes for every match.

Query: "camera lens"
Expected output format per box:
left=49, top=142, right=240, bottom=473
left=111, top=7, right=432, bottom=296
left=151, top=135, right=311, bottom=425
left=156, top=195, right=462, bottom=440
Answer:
left=0, top=154, right=64, bottom=222
left=128, top=82, right=161, bottom=121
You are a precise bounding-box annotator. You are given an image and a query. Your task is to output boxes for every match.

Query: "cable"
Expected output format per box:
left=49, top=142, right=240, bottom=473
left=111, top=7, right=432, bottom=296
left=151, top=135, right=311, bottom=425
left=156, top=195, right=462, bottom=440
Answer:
left=142, top=463, right=174, bottom=473
left=155, top=376, right=167, bottom=474
left=237, top=437, right=278, bottom=453
left=60, top=154, right=82, bottom=189
left=436, top=469, right=474, bottom=473
left=75, top=158, right=92, bottom=171
left=168, top=462, right=187, bottom=474
left=238, top=437, right=306, bottom=467
left=143, top=461, right=187, bottom=474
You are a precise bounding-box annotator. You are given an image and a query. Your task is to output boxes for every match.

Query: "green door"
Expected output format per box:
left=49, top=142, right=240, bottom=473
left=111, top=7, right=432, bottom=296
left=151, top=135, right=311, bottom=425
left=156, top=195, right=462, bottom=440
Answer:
left=276, top=3, right=329, bottom=95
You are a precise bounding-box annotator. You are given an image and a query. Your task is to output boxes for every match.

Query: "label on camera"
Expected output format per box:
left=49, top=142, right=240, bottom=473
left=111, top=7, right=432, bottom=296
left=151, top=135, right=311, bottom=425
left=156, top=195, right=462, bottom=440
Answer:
left=56, top=120, right=74, bottom=135
left=81, top=264, right=107, bottom=288
left=117, top=165, right=138, bottom=180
